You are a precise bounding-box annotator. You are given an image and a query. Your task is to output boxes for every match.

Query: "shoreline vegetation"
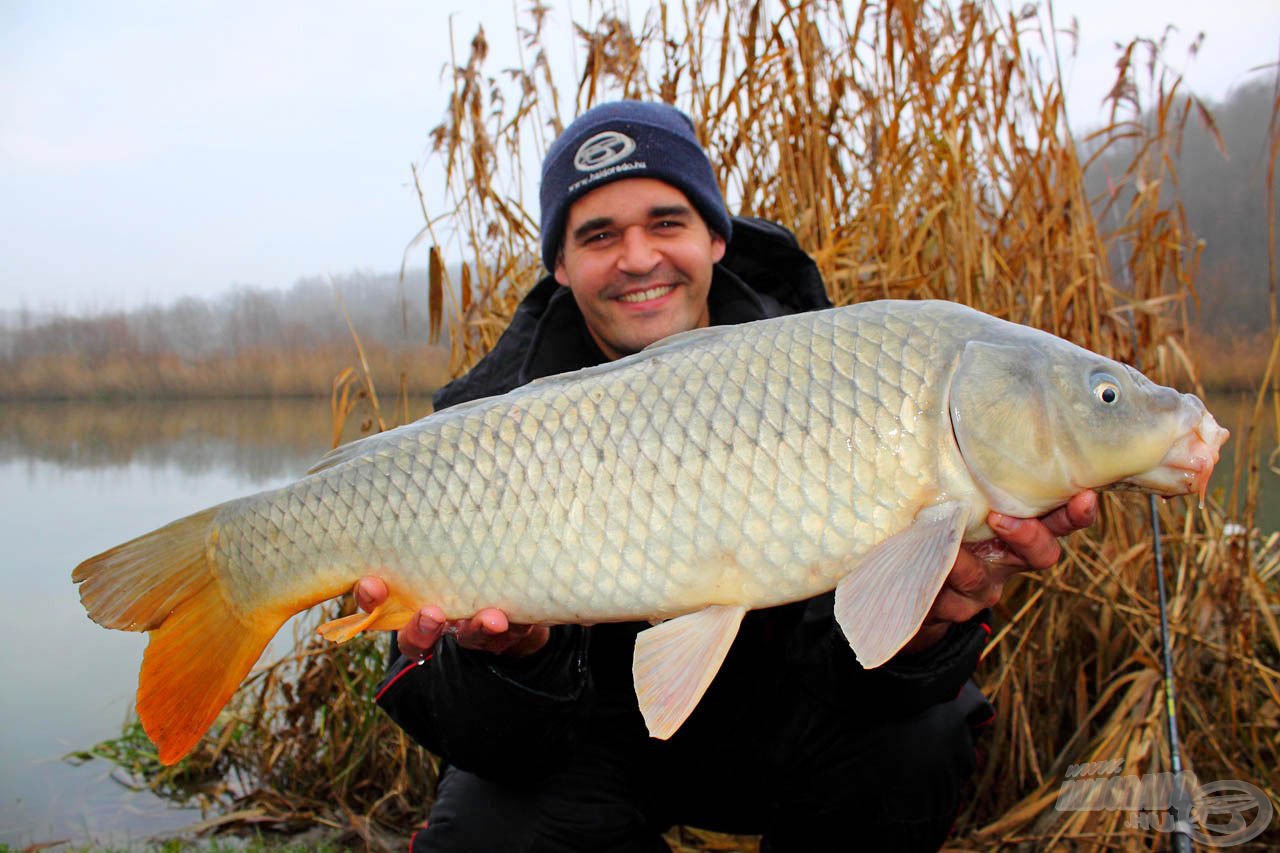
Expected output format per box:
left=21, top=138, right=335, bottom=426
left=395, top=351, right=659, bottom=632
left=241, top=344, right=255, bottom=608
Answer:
left=59, top=0, right=1278, bottom=851
left=0, top=343, right=450, bottom=402
left=0, top=320, right=1267, bottom=402
left=0, top=268, right=451, bottom=402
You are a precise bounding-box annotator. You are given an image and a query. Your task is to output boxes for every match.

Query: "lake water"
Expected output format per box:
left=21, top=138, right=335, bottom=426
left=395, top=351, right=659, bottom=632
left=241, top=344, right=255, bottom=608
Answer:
left=0, top=399, right=415, bottom=850
left=1204, top=390, right=1280, bottom=536
left=0, top=392, right=1274, bottom=848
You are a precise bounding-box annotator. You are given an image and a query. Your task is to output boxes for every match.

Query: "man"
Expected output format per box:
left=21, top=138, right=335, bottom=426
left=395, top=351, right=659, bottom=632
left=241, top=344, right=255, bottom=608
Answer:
left=357, top=101, right=1096, bottom=851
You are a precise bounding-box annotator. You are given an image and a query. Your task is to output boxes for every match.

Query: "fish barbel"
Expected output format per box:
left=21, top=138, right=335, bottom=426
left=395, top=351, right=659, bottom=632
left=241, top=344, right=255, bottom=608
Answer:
left=73, top=300, right=1228, bottom=763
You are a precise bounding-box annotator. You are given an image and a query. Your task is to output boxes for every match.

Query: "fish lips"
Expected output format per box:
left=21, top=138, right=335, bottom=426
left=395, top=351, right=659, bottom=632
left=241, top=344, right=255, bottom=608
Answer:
left=1120, top=404, right=1229, bottom=503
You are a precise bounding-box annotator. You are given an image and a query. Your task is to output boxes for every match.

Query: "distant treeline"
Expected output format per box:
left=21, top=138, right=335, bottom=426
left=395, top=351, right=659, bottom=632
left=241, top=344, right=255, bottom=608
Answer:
left=0, top=271, right=451, bottom=400
left=1083, top=79, right=1279, bottom=336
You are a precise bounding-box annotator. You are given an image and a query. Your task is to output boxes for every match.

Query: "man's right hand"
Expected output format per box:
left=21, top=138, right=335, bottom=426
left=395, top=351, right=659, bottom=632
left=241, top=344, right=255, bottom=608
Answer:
left=354, top=577, right=550, bottom=660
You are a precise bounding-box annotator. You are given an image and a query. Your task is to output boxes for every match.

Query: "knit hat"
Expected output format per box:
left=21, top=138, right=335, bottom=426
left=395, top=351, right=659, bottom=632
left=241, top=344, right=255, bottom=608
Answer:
left=539, top=101, right=732, bottom=271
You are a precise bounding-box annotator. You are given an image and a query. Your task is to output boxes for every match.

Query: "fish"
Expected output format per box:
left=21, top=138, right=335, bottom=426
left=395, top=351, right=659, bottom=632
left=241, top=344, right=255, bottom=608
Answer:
left=73, top=299, right=1228, bottom=764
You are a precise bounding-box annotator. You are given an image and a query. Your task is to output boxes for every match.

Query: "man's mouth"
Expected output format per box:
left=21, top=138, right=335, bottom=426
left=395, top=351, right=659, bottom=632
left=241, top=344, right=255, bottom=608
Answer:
left=616, top=284, right=676, bottom=304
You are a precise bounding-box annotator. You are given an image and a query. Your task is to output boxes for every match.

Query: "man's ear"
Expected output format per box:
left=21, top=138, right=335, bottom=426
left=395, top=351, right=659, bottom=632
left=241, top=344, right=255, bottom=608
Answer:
left=711, top=233, right=727, bottom=264
left=553, top=249, right=569, bottom=286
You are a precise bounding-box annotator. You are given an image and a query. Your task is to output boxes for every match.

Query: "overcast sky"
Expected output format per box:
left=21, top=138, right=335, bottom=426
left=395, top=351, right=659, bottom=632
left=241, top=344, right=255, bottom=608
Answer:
left=2, top=0, right=1275, bottom=315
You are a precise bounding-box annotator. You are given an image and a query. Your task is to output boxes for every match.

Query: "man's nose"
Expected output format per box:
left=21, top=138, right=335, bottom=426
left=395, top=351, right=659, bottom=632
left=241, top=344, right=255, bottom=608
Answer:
left=616, top=226, right=660, bottom=275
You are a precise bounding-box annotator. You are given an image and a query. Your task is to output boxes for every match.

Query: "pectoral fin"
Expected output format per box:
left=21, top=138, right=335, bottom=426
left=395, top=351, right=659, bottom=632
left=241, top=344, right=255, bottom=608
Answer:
left=633, top=604, right=748, bottom=740
left=834, top=500, right=968, bottom=669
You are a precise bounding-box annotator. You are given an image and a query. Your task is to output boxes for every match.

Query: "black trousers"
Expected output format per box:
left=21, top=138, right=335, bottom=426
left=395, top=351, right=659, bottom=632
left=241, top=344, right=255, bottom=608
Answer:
left=411, top=681, right=991, bottom=852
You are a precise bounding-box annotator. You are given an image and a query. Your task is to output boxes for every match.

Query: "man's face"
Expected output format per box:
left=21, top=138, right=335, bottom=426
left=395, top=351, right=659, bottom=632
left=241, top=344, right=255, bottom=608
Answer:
left=554, top=177, right=726, bottom=360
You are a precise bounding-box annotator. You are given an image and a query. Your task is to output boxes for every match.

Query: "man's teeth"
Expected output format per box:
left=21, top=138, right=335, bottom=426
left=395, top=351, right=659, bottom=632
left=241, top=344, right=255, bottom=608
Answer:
left=618, top=285, right=675, bottom=304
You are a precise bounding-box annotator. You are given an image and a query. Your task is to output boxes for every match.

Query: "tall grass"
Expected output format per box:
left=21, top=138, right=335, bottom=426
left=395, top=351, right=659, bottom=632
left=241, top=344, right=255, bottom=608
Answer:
left=81, top=1, right=1278, bottom=849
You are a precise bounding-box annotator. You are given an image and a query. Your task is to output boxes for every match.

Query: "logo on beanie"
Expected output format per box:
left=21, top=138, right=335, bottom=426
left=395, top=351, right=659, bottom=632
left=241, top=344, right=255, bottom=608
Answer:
left=573, top=131, right=637, bottom=171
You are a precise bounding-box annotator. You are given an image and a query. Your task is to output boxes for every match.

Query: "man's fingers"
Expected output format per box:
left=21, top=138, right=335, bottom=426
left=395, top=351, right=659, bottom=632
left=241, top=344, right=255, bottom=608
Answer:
left=477, top=609, right=511, bottom=634
left=354, top=576, right=388, bottom=613
left=989, top=514, right=1062, bottom=572
left=928, top=588, right=987, bottom=625
left=420, top=605, right=447, bottom=627
left=397, top=605, right=448, bottom=659
left=912, top=495, right=1099, bottom=656
left=1040, top=491, right=1098, bottom=537
left=449, top=610, right=511, bottom=650
left=946, top=547, right=993, bottom=597
left=395, top=604, right=549, bottom=658
left=943, top=549, right=1004, bottom=609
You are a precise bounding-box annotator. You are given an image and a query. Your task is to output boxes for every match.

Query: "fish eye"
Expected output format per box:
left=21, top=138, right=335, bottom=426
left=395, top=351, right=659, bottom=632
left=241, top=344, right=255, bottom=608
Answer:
left=1091, top=373, right=1121, bottom=405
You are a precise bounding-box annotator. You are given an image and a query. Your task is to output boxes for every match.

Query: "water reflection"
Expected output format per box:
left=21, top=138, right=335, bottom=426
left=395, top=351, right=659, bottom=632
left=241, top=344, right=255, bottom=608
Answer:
left=0, top=398, right=430, bottom=849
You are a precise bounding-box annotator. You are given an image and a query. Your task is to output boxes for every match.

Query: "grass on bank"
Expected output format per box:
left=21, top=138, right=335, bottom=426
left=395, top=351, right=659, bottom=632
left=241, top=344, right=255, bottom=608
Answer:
left=75, top=0, right=1279, bottom=850
left=0, top=344, right=450, bottom=402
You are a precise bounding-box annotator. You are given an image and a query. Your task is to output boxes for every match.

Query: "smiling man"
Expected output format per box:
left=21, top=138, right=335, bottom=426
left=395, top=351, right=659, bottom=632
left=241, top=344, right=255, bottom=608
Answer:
left=356, top=101, right=1095, bottom=852
left=554, top=177, right=721, bottom=359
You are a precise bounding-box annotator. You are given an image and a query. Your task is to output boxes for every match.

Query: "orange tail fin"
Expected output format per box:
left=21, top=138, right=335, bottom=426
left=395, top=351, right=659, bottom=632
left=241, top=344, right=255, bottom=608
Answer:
left=73, top=508, right=285, bottom=765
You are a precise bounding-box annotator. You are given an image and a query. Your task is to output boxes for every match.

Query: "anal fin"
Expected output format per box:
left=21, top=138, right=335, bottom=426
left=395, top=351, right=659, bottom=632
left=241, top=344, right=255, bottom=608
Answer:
left=632, top=604, right=748, bottom=740
left=317, top=597, right=415, bottom=643
left=834, top=500, right=969, bottom=669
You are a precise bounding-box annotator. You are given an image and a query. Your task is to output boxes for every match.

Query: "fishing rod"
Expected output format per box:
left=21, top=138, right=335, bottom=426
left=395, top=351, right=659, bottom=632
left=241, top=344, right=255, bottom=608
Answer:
left=1148, top=492, right=1194, bottom=853
left=1106, top=184, right=1194, bottom=853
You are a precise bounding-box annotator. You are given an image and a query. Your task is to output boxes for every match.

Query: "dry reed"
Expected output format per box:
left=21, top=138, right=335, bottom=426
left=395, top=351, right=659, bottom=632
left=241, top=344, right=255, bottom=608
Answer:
left=83, top=1, right=1278, bottom=849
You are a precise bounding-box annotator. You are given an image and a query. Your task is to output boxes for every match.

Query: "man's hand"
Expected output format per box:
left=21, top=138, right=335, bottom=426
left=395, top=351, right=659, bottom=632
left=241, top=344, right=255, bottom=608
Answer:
left=354, top=577, right=550, bottom=661
left=898, top=491, right=1098, bottom=656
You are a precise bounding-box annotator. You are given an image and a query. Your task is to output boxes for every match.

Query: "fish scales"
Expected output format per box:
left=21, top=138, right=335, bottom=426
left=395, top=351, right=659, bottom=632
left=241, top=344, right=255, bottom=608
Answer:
left=74, top=298, right=1229, bottom=762
left=206, top=302, right=954, bottom=624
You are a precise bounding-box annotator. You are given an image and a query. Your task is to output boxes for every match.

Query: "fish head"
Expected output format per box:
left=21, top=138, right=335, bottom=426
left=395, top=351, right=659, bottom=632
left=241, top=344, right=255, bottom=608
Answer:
left=948, top=335, right=1228, bottom=517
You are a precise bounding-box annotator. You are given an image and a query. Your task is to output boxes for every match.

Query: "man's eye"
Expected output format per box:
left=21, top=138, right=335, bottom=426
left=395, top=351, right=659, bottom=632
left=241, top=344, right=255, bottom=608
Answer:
left=655, top=220, right=683, bottom=230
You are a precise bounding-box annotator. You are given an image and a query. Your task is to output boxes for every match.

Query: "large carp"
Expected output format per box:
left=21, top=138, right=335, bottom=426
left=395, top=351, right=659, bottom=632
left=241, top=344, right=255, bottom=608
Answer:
left=74, top=300, right=1227, bottom=764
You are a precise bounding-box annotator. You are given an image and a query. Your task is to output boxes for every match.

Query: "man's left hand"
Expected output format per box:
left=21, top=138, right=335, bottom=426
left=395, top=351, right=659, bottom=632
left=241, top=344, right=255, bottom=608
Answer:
left=898, top=491, right=1098, bottom=656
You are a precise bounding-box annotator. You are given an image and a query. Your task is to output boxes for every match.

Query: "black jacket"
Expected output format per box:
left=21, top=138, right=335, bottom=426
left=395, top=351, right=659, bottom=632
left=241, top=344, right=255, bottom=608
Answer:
left=375, top=218, right=988, bottom=783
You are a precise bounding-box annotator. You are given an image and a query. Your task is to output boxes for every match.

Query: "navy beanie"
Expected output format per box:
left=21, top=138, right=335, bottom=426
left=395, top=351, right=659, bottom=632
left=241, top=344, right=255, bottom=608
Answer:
left=539, top=101, right=732, bottom=271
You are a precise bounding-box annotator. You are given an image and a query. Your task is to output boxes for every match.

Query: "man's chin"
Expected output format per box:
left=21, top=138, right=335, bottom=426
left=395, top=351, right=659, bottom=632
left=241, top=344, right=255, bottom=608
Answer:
left=628, top=317, right=701, bottom=350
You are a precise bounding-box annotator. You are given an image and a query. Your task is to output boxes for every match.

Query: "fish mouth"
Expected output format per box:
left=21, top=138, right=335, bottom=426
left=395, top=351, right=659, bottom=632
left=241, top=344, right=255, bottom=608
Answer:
left=1122, top=407, right=1230, bottom=504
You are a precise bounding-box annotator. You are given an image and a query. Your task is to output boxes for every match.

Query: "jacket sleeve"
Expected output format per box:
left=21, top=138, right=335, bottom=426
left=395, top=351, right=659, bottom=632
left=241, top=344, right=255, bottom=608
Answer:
left=786, top=593, right=989, bottom=724
left=374, top=624, right=591, bottom=783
